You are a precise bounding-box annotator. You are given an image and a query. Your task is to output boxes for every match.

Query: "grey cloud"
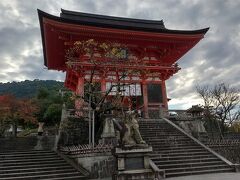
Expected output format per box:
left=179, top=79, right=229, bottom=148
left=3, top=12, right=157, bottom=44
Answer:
left=0, top=27, right=39, bottom=57
left=0, top=0, right=239, bottom=109
left=0, top=74, right=8, bottom=80
left=0, top=60, right=15, bottom=70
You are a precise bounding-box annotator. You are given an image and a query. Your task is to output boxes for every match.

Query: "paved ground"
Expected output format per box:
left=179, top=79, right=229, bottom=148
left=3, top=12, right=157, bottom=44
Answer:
left=166, top=173, right=240, bottom=180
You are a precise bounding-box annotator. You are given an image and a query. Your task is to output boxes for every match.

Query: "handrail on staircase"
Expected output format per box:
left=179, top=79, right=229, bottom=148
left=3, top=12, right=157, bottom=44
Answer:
left=56, top=150, right=90, bottom=177
left=161, top=117, right=240, bottom=172
left=149, top=159, right=165, bottom=179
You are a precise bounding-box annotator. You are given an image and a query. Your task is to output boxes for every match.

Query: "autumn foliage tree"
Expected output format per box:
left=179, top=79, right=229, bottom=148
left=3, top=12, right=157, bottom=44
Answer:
left=0, top=95, right=39, bottom=137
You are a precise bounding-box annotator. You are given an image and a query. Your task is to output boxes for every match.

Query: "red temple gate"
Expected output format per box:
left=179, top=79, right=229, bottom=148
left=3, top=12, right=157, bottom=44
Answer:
left=38, top=9, right=208, bottom=118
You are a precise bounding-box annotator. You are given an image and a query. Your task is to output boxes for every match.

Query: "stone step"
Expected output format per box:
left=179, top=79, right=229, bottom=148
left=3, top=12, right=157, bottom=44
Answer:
left=142, top=134, right=187, bottom=138
left=154, top=157, right=220, bottom=165
left=151, top=154, right=215, bottom=161
left=0, top=165, right=73, bottom=174
left=140, top=131, right=180, bottom=134
left=139, top=125, right=168, bottom=127
left=148, top=141, right=193, bottom=146
left=150, top=142, right=198, bottom=148
left=0, top=158, right=65, bottom=166
left=139, top=121, right=168, bottom=124
left=146, top=137, right=190, bottom=142
left=141, top=132, right=184, bottom=136
left=0, top=156, right=62, bottom=164
left=153, top=145, right=201, bottom=151
left=140, top=131, right=186, bottom=137
left=0, top=167, right=76, bottom=178
left=140, top=129, right=175, bottom=132
left=164, top=164, right=232, bottom=174
left=0, top=154, right=60, bottom=160
left=139, top=122, right=169, bottom=124
left=157, top=160, right=225, bottom=169
left=139, top=119, right=165, bottom=121
left=156, top=148, right=207, bottom=154
left=142, top=135, right=185, bottom=139
left=139, top=122, right=172, bottom=126
left=139, top=126, right=170, bottom=128
left=43, top=176, right=87, bottom=180
left=0, top=162, right=72, bottom=171
left=139, top=121, right=169, bottom=123
left=139, top=122, right=166, bottom=124
left=139, top=129, right=177, bottom=132
left=150, top=143, right=199, bottom=148
left=139, top=119, right=234, bottom=178
left=0, top=149, right=86, bottom=179
left=0, top=150, right=55, bottom=157
left=0, top=171, right=85, bottom=180
left=165, top=167, right=234, bottom=178
left=150, top=139, right=196, bottom=144
left=160, top=151, right=211, bottom=157
left=141, top=131, right=179, bottom=135
left=140, top=127, right=178, bottom=130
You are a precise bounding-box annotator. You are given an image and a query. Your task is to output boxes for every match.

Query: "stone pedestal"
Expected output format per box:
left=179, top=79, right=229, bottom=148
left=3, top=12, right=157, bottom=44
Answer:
left=38, top=122, right=44, bottom=136
left=113, top=146, right=156, bottom=180
left=99, top=115, right=117, bottom=145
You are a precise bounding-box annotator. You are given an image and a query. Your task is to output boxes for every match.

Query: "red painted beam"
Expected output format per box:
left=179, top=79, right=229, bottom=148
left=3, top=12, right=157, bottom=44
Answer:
left=41, top=17, right=205, bottom=71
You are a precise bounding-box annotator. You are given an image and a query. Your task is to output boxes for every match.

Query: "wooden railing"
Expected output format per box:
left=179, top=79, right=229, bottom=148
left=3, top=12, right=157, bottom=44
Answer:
left=59, top=143, right=113, bottom=156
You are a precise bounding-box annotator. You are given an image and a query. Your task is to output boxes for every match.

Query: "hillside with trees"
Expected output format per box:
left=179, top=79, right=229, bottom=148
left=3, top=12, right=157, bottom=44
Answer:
left=0, top=80, right=70, bottom=137
left=0, top=80, right=64, bottom=99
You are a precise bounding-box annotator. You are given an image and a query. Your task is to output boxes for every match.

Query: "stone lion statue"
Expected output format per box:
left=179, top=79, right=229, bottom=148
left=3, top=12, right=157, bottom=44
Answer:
left=122, top=111, right=146, bottom=146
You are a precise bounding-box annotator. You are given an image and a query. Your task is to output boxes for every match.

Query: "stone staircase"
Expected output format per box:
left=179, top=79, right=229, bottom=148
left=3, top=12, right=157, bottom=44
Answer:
left=0, top=150, right=87, bottom=180
left=139, top=119, right=235, bottom=178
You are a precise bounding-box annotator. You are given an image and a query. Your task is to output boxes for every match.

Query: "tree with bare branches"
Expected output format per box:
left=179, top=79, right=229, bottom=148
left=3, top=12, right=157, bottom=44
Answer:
left=196, top=83, right=240, bottom=137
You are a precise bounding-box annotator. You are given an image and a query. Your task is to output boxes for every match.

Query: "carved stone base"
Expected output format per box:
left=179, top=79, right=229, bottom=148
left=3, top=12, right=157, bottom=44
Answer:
left=113, top=169, right=155, bottom=180
left=113, top=146, right=159, bottom=180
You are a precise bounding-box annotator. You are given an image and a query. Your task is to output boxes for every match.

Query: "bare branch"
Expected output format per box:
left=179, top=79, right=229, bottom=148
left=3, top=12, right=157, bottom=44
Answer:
left=196, top=83, right=240, bottom=135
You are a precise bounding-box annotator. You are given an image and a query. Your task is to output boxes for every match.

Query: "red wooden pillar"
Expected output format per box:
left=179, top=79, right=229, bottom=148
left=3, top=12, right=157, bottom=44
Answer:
left=142, top=81, right=149, bottom=119
left=101, top=78, right=106, bottom=93
left=75, top=76, right=84, bottom=113
left=76, top=76, right=84, bottom=96
left=161, top=80, right=168, bottom=110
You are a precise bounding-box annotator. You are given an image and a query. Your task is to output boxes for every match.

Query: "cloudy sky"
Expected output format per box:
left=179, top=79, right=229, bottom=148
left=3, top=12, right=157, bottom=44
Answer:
left=0, top=0, right=239, bottom=109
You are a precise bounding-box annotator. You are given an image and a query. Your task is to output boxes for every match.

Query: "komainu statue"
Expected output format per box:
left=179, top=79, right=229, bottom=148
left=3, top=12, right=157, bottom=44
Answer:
left=122, top=111, right=146, bottom=146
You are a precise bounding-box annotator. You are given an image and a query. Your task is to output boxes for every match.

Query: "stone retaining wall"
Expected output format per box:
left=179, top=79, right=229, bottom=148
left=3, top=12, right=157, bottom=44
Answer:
left=0, top=136, right=55, bottom=152
left=72, top=153, right=115, bottom=179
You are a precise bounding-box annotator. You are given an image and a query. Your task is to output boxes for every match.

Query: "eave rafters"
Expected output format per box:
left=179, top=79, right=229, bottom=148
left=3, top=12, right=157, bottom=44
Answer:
left=43, top=17, right=204, bottom=50
left=39, top=10, right=208, bottom=88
